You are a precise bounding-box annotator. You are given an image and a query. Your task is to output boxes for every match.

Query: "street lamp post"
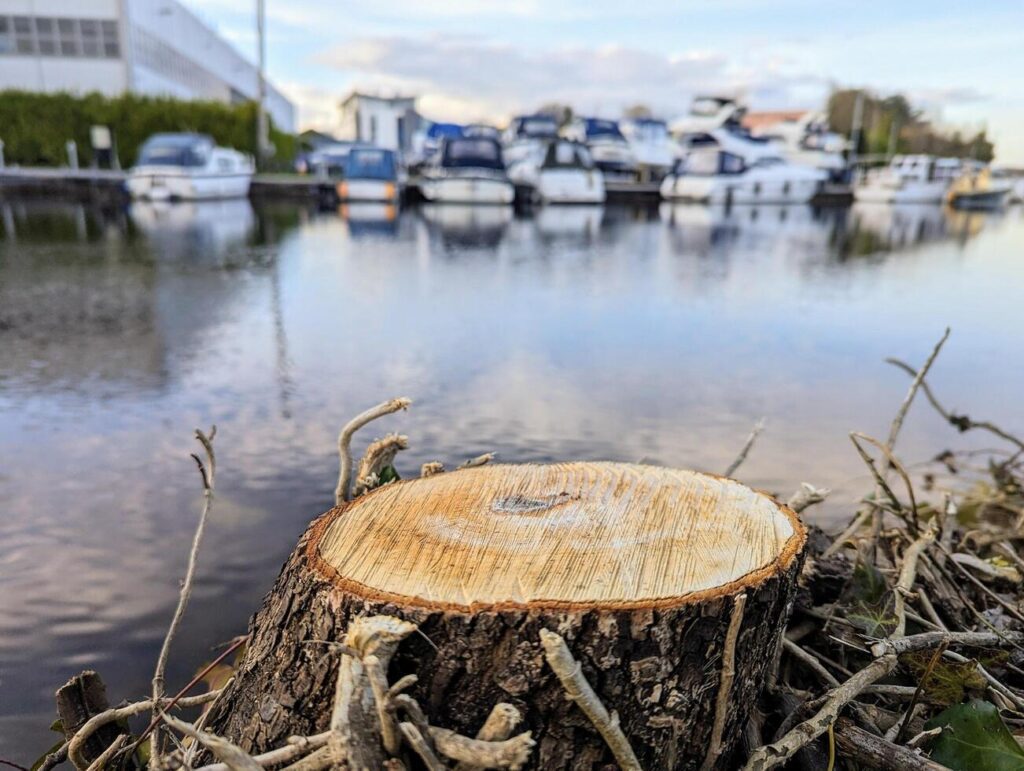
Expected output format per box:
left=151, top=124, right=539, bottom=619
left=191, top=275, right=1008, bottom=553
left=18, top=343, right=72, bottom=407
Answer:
left=256, top=0, right=269, bottom=170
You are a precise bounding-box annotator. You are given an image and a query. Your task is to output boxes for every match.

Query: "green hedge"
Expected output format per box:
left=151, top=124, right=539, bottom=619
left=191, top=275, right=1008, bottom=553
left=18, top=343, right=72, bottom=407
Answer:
left=0, top=90, right=296, bottom=168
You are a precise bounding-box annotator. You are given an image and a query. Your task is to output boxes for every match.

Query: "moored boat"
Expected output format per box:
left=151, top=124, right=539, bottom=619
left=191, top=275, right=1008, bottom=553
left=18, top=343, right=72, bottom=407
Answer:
left=946, top=166, right=1011, bottom=211
left=337, top=148, right=402, bottom=202
left=127, top=133, right=253, bottom=201
left=562, top=118, right=638, bottom=182
left=854, top=155, right=965, bottom=204
left=420, top=137, right=514, bottom=204
left=535, top=140, right=605, bottom=204
left=660, top=146, right=825, bottom=204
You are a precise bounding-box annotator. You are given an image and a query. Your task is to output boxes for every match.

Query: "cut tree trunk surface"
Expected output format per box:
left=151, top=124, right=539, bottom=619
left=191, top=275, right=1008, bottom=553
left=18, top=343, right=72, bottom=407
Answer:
left=208, top=462, right=806, bottom=769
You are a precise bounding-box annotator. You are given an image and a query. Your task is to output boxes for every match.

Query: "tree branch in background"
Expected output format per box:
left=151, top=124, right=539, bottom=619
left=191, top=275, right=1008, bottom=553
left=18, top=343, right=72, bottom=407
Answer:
left=725, top=418, right=765, bottom=478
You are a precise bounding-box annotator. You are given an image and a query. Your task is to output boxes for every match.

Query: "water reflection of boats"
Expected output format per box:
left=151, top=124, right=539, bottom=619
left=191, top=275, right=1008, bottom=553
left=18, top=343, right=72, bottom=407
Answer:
left=419, top=203, right=513, bottom=248
left=847, top=202, right=952, bottom=251
left=339, top=202, right=400, bottom=237
left=659, top=202, right=834, bottom=252
left=534, top=205, right=604, bottom=240
left=129, top=199, right=256, bottom=261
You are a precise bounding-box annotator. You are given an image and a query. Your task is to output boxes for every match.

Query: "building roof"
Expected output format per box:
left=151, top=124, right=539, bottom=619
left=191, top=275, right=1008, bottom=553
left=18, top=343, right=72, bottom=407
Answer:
left=341, top=92, right=417, bottom=108
left=741, top=110, right=811, bottom=131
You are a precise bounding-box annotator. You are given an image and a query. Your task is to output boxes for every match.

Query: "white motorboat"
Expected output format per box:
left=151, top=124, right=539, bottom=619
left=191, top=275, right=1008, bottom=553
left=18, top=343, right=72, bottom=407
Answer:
left=420, top=137, right=514, bottom=204
left=502, top=114, right=560, bottom=173
left=854, top=155, right=966, bottom=204
left=620, top=118, right=678, bottom=181
left=127, top=133, right=253, bottom=201
left=664, top=97, right=826, bottom=204
left=534, top=140, right=605, bottom=204
left=337, top=148, right=402, bottom=202
left=749, top=112, right=849, bottom=182
left=660, top=145, right=825, bottom=205
left=562, top=118, right=638, bottom=182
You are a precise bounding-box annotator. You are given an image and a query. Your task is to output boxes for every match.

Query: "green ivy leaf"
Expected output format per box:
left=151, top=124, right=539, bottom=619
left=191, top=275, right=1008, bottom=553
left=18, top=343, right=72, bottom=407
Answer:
left=926, top=700, right=1024, bottom=770
left=901, top=653, right=987, bottom=706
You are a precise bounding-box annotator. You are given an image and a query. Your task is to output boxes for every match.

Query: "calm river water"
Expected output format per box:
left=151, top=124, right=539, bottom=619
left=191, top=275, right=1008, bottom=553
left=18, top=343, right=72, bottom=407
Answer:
left=1, top=196, right=1022, bottom=756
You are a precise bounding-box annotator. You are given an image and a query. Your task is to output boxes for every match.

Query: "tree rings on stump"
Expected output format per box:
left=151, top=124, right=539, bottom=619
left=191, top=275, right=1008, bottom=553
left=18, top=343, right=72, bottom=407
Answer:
left=207, top=462, right=806, bottom=769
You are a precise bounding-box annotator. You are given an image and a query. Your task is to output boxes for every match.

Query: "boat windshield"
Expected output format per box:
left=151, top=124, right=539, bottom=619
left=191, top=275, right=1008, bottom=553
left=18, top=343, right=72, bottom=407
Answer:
left=345, top=149, right=397, bottom=180
left=441, top=139, right=505, bottom=170
left=629, top=120, right=668, bottom=141
left=585, top=119, right=625, bottom=140
left=137, top=134, right=212, bottom=167
left=427, top=123, right=464, bottom=140
left=517, top=117, right=558, bottom=139
left=543, top=141, right=594, bottom=170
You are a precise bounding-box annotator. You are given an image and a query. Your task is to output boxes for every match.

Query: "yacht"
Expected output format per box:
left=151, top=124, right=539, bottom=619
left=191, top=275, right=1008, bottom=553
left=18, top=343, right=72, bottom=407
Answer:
left=420, top=137, right=514, bottom=204
left=946, top=165, right=1012, bottom=210
left=408, top=122, right=464, bottom=171
left=337, top=148, right=402, bottom=202
left=660, top=146, right=825, bottom=204
left=503, top=114, right=560, bottom=178
left=127, top=133, right=253, bottom=201
left=620, top=118, right=678, bottom=181
left=749, top=112, right=849, bottom=182
left=854, top=155, right=966, bottom=204
left=562, top=118, right=638, bottom=182
left=664, top=97, right=826, bottom=204
left=534, top=140, right=605, bottom=204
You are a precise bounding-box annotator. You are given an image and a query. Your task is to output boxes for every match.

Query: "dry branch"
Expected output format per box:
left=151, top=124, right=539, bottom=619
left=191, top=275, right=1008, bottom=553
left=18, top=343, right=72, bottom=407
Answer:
left=743, top=654, right=899, bottom=771
left=151, top=426, right=217, bottom=770
left=335, top=398, right=411, bottom=504
left=540, top=629, right=641, bottom=771
left=724, top=419, right=765, bottom=478
left=162, top=714, right=262, bottom=771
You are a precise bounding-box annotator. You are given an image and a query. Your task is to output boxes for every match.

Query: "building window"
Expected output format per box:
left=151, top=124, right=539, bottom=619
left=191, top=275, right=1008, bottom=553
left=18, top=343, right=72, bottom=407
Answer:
left=0, top=14, right=119, bottom=58
left=13, top=16, right=34, bottom=54
left=35, top=17, right=56, bottom=55
left=58, top=18, right=78, bottom=55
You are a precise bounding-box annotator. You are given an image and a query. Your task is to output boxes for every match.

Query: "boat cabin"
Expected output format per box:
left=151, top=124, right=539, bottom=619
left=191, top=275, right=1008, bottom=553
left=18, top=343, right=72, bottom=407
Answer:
left=505, top=115, right=559, bottom=142
left=541, top=140, right=595, bottom=170
left=135, top=133, right=215, bottom=168
left=439, top=137, right=506, bottom=171
left=888, top=155, right=966, bottom=183
left=344, top=148, right=399, bottom=181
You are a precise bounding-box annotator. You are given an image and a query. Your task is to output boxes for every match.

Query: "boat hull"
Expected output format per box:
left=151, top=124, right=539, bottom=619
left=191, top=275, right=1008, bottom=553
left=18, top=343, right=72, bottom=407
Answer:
left=951, top=189, right=1010, bottom=211
left=853, top=180, right=948, bottom=204
left=536, top=169, right=605, bottom=204
left=127, top=168, right=252, bottom=200
left=337, top=179, right=400, bottom=202
left=660, top=172, right=822, bottom=204
left=421, top=176, right=514, bottom=204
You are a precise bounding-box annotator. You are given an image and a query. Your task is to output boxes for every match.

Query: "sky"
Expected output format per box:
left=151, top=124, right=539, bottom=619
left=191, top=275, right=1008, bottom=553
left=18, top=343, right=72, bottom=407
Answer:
left=186, top=0, right=1024, bottom=163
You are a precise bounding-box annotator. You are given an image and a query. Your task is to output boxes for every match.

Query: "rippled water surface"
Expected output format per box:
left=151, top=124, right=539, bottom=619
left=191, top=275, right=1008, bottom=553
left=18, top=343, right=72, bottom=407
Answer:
left=2, top=196, right=1023, bottom=757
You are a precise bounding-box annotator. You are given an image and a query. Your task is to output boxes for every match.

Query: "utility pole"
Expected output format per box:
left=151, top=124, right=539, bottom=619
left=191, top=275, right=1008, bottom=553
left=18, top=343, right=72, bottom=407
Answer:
left=256, top=0, right=269, bottom=170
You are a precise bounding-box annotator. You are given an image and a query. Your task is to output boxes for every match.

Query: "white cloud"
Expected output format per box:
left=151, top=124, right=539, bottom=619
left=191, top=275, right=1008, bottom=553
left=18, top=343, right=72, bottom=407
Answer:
left=313, top=34, right=829, bottom=124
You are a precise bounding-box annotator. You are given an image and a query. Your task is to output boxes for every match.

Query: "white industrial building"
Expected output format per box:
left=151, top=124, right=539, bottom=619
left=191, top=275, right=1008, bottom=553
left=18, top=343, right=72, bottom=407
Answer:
left=337, top=93, right=419, bottom=152
left=0, top=0, right=295, bottom=132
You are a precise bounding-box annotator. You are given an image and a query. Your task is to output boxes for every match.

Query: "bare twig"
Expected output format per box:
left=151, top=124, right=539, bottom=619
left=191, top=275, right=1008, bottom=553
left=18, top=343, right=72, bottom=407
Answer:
left=783, top=639, right=840, bottom=687
left=892, top=525, right=937, bottom=638
left=870, top=630, right=1024, bottom=657
left=335, top=398, right=411, bottom=504
left=364, top=654, right=400, bottom=755
left=724, top=419, right=765, bottom=478
left=743, top=655, right=899, bottom=771
left=151, top=426, right=217, bottom=770
left=193, top=733, right=331, bottom=771
left=399, top=723, right=446, bottom=771
left=429, top=726, right=534, bottom=769
left=68, top=691, right=221, bottom=770
left=885, top=329, right=950, bottom=453
left=354, top=434, right=409, bottom=497
left=703, top=593, right=747, bottom=770
left=162, top=714, right=262, bottom=771
left=540, top=629, right=641, bottom=771
left=787, top=483, right=831, bottom=514
left=458, top=453, right=495, bottom=470
left=455, top=704, right=523, bottom=771
left=887, top=356, right=1024, bottom=453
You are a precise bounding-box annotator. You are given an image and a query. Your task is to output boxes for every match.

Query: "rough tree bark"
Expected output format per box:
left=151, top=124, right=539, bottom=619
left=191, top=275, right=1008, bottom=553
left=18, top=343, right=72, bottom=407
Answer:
left=206, top=463, right=806, bottom=769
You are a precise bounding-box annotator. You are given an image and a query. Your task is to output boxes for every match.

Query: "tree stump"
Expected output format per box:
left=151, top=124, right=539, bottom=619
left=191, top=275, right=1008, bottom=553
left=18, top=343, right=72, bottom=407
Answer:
left=207, top=463, right=806, bottom=769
